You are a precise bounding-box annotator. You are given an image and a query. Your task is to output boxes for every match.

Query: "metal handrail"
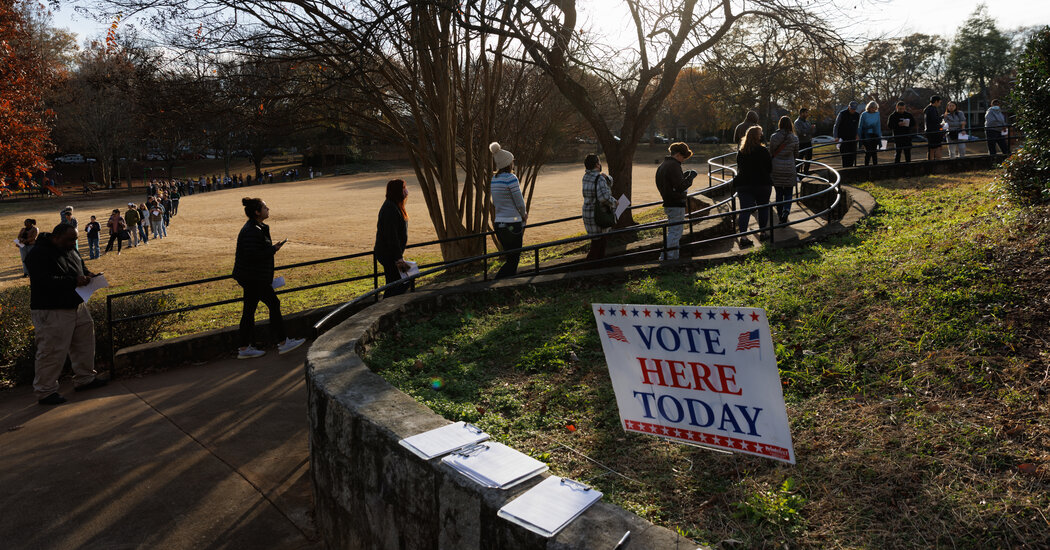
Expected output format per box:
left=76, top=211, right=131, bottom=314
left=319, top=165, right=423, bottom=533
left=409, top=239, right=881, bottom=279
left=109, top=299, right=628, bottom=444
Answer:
left=314, top=158, right=843, bottom=333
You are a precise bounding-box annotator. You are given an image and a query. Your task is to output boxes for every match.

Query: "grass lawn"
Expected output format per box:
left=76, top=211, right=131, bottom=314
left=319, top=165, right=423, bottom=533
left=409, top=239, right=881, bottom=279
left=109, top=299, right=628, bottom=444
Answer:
left=364, top=171, right=1050, bottom=548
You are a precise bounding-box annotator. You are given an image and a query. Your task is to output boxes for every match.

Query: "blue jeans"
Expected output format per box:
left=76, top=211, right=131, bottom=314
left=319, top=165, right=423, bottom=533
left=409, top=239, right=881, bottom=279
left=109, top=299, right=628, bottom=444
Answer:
left=494, top=222, right=524, bottom=278
left=737, top=186, right=771, bottom=234
left=661, top=206, right=685, bottom=260
left=138, top=224, right=148, bottom=243
left=87, top=236, right=100, bottom=259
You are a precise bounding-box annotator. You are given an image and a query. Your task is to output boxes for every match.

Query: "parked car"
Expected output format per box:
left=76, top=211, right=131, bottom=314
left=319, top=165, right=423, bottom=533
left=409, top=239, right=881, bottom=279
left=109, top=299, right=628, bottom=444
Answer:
left=144, top=152, right=166, bottom=161
left=811, top=135, right=836, bottom=145
left=652, top=134, right=670, bottom=144
left=54, top=154, right=85, bottom=164
left=699, top=136, right=720, bottom=144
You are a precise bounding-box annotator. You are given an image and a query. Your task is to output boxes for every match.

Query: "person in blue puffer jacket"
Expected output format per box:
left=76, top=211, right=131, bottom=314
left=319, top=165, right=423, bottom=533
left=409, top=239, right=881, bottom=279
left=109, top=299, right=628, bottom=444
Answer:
left=858, top=101, right=883, bottom=166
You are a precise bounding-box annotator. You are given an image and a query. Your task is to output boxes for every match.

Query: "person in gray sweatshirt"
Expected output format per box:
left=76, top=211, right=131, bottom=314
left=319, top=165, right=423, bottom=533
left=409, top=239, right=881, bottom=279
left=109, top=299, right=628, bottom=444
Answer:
left=489, top=142, right=528, bottom=278
left=985, top=99, right=1010, bottom=156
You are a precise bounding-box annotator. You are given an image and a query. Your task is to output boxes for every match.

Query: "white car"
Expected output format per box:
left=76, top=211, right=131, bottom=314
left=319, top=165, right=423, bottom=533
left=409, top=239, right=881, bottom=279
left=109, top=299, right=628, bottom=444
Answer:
left=55, top=154, right=85, bottom=164
left=811, top=135, right=836, bottom=145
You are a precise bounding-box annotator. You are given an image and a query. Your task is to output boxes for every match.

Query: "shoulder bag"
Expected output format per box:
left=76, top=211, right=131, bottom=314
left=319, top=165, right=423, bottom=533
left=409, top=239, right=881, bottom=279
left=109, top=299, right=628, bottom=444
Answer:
left=594, top=175, right=616, bottom=228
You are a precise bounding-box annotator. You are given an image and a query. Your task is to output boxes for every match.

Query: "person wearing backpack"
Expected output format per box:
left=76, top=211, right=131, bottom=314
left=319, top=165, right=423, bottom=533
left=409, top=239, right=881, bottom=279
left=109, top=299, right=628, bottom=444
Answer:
left=581, top=154, right=617, bottom=261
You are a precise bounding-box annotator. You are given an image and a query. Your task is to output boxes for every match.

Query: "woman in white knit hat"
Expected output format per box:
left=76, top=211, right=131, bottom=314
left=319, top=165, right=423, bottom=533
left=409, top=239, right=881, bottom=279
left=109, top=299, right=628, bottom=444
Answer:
left=489, top=142, right=528, bottom=278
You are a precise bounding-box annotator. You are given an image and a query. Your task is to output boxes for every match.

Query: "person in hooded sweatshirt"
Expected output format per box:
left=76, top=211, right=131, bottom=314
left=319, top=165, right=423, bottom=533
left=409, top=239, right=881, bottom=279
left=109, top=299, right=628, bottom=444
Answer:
left=985, top=98, right=1010, bottom=156
left=25, top=223, right=108, bottom=405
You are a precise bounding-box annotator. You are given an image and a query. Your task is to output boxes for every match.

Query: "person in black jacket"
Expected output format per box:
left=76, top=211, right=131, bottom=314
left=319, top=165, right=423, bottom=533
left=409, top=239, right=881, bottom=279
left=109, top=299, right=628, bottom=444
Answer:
left=924, top=95, right=944, bottom=160
left=374, top=179, right=412, bottom=298
left=887, top=101, right=915, bottom=163
left=26, top=224, right=107, bottom=405
left=655, top=142, right=697, bottom=261
left=734, top=126, right=773, bottom=249
left=233, top=197, right=305, bottom=359
left=833, top=101, right=861, bottom=167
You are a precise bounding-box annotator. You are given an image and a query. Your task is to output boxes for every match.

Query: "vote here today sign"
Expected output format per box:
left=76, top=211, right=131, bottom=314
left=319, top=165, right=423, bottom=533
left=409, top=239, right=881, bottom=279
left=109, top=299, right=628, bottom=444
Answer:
left=592, top=304, right=795, bottom=464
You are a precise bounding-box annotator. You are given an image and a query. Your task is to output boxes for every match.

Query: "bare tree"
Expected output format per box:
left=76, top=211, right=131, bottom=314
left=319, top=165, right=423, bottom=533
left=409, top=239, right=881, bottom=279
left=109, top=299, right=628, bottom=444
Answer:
left=460, top=0, right=846, bottom=225
left=89, top=0, right=573, bottom=261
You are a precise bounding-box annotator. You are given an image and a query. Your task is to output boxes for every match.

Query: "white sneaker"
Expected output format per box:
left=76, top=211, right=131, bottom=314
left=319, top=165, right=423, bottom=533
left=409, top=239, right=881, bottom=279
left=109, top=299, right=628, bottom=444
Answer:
left=278, top=337, right=306, bottom=355
left=238, top=346, right=266, bottom=359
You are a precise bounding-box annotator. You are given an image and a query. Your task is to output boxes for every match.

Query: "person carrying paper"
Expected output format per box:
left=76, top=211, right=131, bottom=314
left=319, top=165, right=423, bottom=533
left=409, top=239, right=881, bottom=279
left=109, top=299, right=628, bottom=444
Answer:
left=373, top=179, right=413, bottom=298
left=581, top=154, right=617, bottom=261
left=24, top=223, right=108, bottom=405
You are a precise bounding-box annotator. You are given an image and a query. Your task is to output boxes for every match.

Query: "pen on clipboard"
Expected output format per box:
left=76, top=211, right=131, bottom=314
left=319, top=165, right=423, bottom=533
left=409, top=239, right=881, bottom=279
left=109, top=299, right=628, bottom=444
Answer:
left=613, top=530, right=630, bottom=549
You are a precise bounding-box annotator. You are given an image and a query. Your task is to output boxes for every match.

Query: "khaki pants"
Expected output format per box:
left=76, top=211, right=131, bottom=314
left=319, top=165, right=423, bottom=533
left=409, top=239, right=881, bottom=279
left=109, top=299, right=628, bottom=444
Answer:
left=32, top=304, right=97, bottom=398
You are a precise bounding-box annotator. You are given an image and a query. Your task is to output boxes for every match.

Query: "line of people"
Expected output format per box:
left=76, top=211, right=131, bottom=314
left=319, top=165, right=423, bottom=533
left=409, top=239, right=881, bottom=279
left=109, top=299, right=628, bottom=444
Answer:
left=829, top=96, right=1011, bottom=167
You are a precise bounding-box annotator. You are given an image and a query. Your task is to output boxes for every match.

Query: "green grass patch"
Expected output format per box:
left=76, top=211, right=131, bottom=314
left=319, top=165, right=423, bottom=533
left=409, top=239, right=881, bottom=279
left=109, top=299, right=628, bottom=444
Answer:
left=365, top=171, right=1050, bottom=548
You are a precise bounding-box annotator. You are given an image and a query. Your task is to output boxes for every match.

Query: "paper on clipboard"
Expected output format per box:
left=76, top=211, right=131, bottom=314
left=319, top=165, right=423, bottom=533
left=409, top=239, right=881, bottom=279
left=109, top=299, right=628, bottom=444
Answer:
left=614, top=195, right=630, bottom=220
left=399, top=261, right=419, bottom=279
left=76, top=274, right=109, bottom=303
left=497, top=476, right=603, bottom=537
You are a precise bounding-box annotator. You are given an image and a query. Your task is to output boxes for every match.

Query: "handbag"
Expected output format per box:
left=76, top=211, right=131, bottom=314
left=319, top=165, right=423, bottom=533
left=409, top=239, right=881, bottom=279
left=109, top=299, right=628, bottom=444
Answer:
left=594, top=175, right=616, bottom=228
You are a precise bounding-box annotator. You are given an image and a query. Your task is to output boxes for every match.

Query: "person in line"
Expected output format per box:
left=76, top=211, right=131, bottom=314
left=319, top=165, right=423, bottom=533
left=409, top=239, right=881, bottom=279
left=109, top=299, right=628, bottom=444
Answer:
left=768, top=116, right=800, bottom=223
left=794, top=108, right=814, bottom=175
left=170, top=187, right=180, bottom=216
left=985, top=99, right=1010, bottom=156
left=103, top=209, right=127, bottom=255
left=16, top=218, right=38, bottom=277
left=735, top=126, right=773, bottom=249
left=924, top=95, right=944, bottom=160
left=655, top=142, right=697, bottom=261
left=148, top=200, right=165, bottom=239
left=833, top=101, right=861, bottom=167
left=489, top=142, right=528, bottom=278
left=734, top=111, right=760, bottom=150
left=858, top=101, right=883, bottom=166
left=25, top=223, right=108, bottom=405
left=161, top=193, right=173, bottom=227
left=374, top=179, right=413, bottom=298
left=887, top=101, right=915, bottom=163
left=232, top=197, right=306, bottom=359
left=124, top=202, right=140, bottom=247
left=137, top=203, right=149, bottom=244
left=84, top=215, right=101, bottom=260
left=60, top=206, right=79, bottom=254
left=943, top=101, right=967, bottom=159
left=581, top=154, right=618, bottom=261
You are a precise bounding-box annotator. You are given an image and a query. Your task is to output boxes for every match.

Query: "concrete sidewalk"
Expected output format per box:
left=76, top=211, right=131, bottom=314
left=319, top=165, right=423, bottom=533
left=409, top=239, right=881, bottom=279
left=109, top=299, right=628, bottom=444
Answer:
left=0, top=347, right=317, bottom=550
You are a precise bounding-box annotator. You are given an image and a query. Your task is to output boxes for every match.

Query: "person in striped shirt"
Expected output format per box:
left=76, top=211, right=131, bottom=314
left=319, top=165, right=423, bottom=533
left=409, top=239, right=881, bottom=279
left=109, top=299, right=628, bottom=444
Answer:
left=489, top=142, right=528, bottom=278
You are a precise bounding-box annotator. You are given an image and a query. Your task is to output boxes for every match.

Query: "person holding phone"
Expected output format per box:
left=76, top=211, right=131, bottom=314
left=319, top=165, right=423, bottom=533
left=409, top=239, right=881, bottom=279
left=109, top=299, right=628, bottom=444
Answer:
left=233, top=197, right=305, bottom=359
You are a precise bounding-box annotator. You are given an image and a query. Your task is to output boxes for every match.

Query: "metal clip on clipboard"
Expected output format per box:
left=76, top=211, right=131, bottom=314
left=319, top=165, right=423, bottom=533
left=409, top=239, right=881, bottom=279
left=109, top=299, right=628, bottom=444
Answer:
left=464, top=422, right=484, bottom=435
left=454, top=442, right=490, bottom=457
left=559, top=478, right=591, bottom=491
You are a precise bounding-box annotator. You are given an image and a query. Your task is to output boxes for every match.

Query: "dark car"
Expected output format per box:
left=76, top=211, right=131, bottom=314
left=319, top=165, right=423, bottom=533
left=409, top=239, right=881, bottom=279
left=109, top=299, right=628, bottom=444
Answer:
left=700, top=136, right=720, bottom=144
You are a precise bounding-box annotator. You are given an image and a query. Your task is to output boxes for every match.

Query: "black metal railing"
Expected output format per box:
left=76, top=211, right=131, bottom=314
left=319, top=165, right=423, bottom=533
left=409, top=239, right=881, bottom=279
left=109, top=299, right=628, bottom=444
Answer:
left=313, top=157, right=843, bottom=333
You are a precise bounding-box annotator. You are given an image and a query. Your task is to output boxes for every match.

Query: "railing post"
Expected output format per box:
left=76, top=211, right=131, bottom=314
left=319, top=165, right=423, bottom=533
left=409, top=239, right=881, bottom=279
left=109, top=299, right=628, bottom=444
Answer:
left=372, top=254, right=379, bottom=290
left=482, top=234, right=488, bottom=281
left=106, top=294, right=115, bottom=377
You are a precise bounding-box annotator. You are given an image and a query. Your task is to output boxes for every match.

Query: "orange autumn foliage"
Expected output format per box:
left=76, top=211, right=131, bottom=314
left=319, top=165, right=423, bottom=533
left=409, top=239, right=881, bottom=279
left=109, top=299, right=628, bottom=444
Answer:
left=0, top=1, right=55, bottom=188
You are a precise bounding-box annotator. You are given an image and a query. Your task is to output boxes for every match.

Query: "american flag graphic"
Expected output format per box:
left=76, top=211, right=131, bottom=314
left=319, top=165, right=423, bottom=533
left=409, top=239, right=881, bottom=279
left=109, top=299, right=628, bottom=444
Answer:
left=604, top=323, right=629, bottom=343
left=737, top=330, right=761, bottom=350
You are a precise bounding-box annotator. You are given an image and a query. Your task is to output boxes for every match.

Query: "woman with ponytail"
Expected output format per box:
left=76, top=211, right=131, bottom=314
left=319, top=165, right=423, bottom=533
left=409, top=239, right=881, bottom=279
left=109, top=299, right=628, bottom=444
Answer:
left=374, top=179, right=413, bottom=297
left=489, top=142, right=528, bottom=278
left=232, top=197, right=305, bottom=359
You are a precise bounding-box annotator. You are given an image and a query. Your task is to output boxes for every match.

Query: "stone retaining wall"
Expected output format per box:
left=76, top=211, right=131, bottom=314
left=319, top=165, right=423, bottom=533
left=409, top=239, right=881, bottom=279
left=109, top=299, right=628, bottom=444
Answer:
left=306, top=277, right=696, bottom=550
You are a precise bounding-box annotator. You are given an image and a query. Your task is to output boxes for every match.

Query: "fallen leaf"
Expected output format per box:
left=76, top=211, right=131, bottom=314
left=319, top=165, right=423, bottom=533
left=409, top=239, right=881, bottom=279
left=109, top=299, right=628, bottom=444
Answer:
left=1018, top=463, right=1037, bottom=475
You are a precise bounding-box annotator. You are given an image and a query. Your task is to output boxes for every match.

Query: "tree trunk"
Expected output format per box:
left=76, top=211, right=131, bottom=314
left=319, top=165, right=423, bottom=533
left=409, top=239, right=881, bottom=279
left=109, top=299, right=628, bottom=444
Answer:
left=605, top=143, right=638, bottom=227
